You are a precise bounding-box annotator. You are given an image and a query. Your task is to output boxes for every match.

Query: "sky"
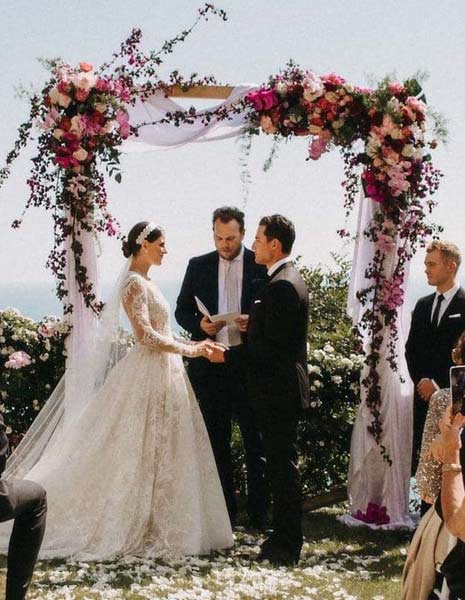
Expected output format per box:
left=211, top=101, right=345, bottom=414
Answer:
left=1, top=0, right=465, bottom=315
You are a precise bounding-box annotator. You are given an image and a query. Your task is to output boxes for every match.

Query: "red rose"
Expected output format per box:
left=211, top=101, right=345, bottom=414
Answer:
left=60, top=117, right=72, bottom=132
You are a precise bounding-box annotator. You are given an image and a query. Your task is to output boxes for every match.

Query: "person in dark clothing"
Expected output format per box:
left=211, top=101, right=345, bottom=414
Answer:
left=209, top=215, right=309, bottom=566
left=0, top=416, right=47, bottom=599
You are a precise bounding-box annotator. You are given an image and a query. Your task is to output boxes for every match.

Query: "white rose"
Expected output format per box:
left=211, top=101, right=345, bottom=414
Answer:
left=0, top=336, right=5, bottom=343
left=314, top=380, right=322, bottom=388
left=39, top=353, right=49, bottom=361
left=323, top=344, right=334, bottom=354
left=331, top=375, right=343, bottom=385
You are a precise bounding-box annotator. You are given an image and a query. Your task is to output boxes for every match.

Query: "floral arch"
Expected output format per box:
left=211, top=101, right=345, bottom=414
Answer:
left=0, top=5, right=445, bottom=528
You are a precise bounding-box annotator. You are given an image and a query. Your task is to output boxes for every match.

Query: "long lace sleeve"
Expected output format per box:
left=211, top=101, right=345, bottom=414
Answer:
left=416, top=388, right=451, bottom=502
left=122, top=276, right=201, bottom=358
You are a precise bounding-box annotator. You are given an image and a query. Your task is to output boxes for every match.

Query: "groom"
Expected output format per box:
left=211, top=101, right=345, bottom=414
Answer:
left=210, top=214, right=309, bottom=565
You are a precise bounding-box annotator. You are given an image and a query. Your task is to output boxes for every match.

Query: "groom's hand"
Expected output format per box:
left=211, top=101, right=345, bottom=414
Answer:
left=200, top=316, right=226, bottom=336
left=208, top=345, right=226, bottom=363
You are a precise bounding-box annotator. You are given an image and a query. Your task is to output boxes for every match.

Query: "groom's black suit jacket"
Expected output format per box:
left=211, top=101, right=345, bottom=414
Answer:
left=405, top=287, right=465, bottom=390
left=227, top=261, right=310, bottom=410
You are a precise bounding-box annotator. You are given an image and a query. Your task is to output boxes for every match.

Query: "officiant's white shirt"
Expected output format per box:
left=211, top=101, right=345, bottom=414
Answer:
left=217, top=245, right=244, bottom=347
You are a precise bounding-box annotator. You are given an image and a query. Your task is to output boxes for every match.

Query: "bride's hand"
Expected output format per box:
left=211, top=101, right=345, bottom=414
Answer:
left=195, top=339, right=216, bottom=358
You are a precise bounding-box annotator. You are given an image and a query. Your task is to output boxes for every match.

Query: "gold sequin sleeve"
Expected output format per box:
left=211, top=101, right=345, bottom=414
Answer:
left=415, top=388, right=451, bottom=502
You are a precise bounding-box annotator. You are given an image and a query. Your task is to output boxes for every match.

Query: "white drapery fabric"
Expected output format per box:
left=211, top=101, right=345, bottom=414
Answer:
left=340, top=191, right=414, bottom=529
left=122, top=86, right=256, bottom=152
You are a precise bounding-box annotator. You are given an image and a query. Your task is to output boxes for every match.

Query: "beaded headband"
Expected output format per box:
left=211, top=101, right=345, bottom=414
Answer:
left=135, top=222, right=160, bottom=246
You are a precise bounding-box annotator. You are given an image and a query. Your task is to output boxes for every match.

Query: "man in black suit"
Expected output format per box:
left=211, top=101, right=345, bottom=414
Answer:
left=406, top=240, right=465, bottom=506
left=175, top=207, right=268, bottom=529
left=0, top=415, right=47, bottom=599
left=210, top=214, right=309, bottom=565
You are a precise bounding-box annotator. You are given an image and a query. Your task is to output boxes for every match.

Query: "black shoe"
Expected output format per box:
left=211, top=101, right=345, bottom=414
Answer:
left=256, top=543, right=300, bottom=566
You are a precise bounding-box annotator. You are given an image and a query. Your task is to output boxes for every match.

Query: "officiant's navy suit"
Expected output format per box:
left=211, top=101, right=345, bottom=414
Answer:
left=406, top=286, right=465, bottom=472
left=175, top=247, right=268, bottom=526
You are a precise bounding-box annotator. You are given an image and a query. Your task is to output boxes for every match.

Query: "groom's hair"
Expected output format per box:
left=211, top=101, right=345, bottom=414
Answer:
left=212, top=207, right=245, bottom=232
left=259, top=215, right=295, bottom=254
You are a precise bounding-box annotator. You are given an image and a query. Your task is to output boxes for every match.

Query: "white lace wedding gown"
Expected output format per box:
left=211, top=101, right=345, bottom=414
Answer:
left=1, top=272, right=233, bottom=560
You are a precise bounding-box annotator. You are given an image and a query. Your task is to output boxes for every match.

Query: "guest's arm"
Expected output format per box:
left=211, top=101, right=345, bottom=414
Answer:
left=438, top=410, right=465, bottom=540
left=416, top=389, right=451, bottom=502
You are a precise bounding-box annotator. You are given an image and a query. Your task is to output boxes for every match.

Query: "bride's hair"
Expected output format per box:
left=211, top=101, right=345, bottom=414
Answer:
left=122, top=222, right=163, bottom=258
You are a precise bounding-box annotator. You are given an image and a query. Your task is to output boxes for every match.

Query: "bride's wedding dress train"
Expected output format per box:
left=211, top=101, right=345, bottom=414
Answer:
left=0, top=272, right=233, bottom=560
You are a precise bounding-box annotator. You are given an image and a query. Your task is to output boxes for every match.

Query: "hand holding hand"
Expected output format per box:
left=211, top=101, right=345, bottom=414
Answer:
left=195, top=339, right=217, bottom=358
left=208, top=344, right=226, bottom=363
left=234, top=314, right=249, bottom=333
left=200, top=316, right=226, bottom=336
left=417, top=378, right=436, bottom=402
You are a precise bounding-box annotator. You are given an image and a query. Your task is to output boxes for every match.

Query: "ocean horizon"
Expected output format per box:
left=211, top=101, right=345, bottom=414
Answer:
left=0, top=281, right=184, bottom=332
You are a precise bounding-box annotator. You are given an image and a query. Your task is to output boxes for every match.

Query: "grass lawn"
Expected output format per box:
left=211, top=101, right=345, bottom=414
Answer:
left=0, top=508, right=412, bottom=599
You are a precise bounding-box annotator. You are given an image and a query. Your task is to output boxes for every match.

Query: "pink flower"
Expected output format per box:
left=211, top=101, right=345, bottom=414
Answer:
left=40, top=108, right=60, bottom=131
left=5, top=350, right=32, bottom=369
left=115, top=109, right=130, bottom=138
left=260, top=115, right=278, bottom=134
left=114, top=79, right=131, bottom=103
left=246, top=88, right=279, bottom=111
left=376, top=232, right=396, bottom=252
left=321, top=72, right=346, bottom=87
left=38, top=324, right=53, bottom=338
left=81, top=114, right=102, bottom=137
left=106, top=219, right=118, bottom=236
left=388, top=81, right=405, bottom=95
left=381, top=276, right=404, bottom=310
left=74, top=88, right=90, bottom=103
left=308, top=137, right=328, bottom=160
left=79, top=61, right=94, bottom=72
left=302, top=70, right=324, bottom=102
left=354, top=502, right=390, bottom=525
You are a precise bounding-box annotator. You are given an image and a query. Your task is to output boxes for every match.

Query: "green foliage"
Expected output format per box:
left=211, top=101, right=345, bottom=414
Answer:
left=0, top=309, right=68, bottom=444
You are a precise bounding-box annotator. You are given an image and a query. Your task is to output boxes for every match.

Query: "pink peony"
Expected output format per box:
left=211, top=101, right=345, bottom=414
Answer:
left=321, top=72, right=346, bottom=87
left=388, top=81, right=405, bottom=95
left=79, top=61, right=94, bottom=72
left=246, top=88, right=279, bottom=111
left=5, top=350, right=32, bottom=369
left=308, top=137, right=328, bottom=160
left=115, top=109, right=130, bottom=138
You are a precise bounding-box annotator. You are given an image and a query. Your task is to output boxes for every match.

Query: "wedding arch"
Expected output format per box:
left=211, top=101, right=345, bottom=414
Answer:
left=0, top=5, right=445, bottom=528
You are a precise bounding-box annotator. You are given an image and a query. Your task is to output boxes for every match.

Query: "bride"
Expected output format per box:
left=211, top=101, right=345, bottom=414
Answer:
left=1, top=221, right=233, bottom=560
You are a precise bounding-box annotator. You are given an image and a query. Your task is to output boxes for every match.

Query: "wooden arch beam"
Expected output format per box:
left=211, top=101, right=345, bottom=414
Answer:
left=167, top=85, right=234, bottom=100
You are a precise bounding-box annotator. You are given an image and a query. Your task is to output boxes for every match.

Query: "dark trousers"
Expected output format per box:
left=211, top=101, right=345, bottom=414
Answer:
left=0, top=479, right=47, bottom=600
left=188, top=359, right=267, bottom=525
left=254, top=394, right=303, bottom=558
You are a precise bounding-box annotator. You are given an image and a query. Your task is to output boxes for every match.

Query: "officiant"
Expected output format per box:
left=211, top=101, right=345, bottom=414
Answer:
left=175, top=207, right=268, bottom=529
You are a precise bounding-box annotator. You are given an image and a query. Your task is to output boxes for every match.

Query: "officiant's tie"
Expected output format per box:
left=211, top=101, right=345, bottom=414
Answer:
left=225, top=260, right=242, bottom=346
left=431, top=293, right=444, bottom=328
